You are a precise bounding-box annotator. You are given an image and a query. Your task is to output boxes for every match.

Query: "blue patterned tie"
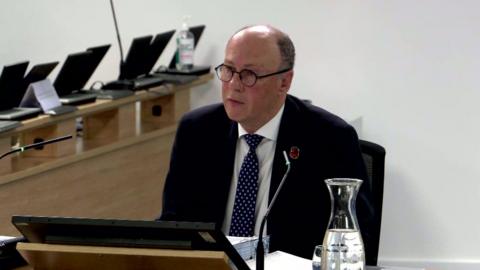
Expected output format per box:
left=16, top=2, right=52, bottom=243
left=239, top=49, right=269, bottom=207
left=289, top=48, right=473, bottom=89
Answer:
left=229, top=134, right=264, bottom=237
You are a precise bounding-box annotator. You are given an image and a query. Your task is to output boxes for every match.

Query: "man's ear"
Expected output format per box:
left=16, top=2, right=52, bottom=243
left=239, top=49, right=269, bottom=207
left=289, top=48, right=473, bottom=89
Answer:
left=279, top=69, right=294, bottom=93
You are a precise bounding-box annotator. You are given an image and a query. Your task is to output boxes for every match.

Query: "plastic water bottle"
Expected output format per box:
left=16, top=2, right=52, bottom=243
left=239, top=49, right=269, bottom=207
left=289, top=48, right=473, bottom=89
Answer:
left=176, top=16, right=194, bottom=70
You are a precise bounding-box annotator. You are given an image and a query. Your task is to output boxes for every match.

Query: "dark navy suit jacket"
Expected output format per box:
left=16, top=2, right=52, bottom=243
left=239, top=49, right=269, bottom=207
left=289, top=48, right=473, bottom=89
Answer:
left=160, top=94, right=374, bottom=259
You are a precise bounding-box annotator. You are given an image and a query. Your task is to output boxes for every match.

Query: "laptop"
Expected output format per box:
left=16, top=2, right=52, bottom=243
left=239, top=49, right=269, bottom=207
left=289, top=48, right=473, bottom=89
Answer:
left=12, top=215, right=250, bottom=270
left=103, top=30, right=175, bottom=91
left=82, top=45, right=135, bottom=100
left=53, top=46, right=110, bottom=105
left=0, top=120, right=21, bottom=133
left=154, top=25, right=210, bottom=81
left=103, top=35, right=154, bottom=90
left=0, top=62, right=42, bottom=120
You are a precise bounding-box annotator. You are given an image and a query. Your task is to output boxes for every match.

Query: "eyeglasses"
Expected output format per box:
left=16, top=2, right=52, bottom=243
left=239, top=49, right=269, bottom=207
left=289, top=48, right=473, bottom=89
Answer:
left=215, top=64, right=291, bottom=87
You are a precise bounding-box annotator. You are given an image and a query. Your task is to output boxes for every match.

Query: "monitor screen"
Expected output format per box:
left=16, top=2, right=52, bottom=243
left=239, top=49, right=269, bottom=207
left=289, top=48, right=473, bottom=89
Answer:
left=12, top=215, right=250, bottom=270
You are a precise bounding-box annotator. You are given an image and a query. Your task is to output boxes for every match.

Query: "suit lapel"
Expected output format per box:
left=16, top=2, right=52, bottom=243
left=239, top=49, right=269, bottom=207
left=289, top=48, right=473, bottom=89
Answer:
left=219, top=117, right=239, bottom=195
left=215, top=118, right=238, bottom=224
left=226, top=120, right=239, bottom=176
left=269, top=95, right=302, bottom=202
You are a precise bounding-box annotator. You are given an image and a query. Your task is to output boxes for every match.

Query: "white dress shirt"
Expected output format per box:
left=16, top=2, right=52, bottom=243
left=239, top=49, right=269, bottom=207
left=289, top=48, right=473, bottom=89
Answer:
left=222, top=105, right=285, bottom=236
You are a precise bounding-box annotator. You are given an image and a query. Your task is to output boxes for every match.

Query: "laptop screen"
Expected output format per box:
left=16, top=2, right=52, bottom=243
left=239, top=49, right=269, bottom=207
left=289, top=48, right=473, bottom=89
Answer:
left=87, top=44, right=111, bottom=61
left=120, top=35, right=153, bottom=80
left=23, top=62, right=59, bottom=85
left=53, top=51, right=96, bottom=96
left=53, top=45, right=109, bottom=97
left=141, top=30, right=175, bottom=76
left=87, top=44, right=111, bottom=75
left=168, top=25, right=206, bottom=69
left=0, top=61, right=29, bottom=110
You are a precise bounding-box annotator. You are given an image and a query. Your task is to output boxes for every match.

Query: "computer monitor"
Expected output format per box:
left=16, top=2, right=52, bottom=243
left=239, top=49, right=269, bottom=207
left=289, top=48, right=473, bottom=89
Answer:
left=12, top=215, right=250, bottom=270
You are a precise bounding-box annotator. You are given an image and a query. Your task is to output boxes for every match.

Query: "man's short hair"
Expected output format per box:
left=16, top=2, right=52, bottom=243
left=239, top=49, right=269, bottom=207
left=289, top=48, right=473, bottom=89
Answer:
left=277, top=34, right=295, bottom=69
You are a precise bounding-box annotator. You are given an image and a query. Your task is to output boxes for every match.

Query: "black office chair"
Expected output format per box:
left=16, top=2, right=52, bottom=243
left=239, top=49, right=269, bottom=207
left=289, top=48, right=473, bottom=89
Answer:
left=359, top=139, right=386, bottom=266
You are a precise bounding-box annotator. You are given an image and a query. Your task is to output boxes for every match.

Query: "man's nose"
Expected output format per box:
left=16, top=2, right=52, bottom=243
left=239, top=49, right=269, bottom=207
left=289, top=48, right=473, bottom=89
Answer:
left=229, top=72, right=243, bottom=91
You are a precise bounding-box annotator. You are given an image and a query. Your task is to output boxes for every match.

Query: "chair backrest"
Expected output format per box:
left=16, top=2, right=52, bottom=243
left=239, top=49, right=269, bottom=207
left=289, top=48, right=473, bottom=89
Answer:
left=359, top=139, right=386, bottom=266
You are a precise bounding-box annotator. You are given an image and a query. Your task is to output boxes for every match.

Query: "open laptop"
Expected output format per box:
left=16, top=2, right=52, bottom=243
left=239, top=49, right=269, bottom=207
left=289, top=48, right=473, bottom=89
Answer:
left=12, top=215, right=250, bottom=270
left=83, top=45, right=134, bottom=100
left=154, top=25, right=210, bottom=83
left=53, top=45, right=110, bottom=105
left=0, top=62, right=42, bottom=120
left=102, top=30, right=175, bottom=91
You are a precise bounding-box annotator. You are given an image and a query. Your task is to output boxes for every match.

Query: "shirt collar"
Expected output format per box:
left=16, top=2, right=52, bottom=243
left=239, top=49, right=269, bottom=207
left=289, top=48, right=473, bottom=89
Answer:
left=238, top=104, right=285, bottom=142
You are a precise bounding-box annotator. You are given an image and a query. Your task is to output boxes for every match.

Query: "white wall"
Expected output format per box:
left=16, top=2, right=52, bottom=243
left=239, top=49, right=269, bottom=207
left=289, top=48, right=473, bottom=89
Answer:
left=1, top=1, right=479, bottom=269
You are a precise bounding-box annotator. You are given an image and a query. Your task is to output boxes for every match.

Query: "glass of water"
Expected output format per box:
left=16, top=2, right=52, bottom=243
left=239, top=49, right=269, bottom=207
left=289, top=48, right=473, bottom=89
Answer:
left=312, top=245, right=323, bottom=270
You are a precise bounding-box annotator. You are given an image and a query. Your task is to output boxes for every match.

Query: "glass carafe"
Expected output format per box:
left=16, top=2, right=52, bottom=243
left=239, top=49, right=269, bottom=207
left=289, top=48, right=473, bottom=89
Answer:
left=321, top=178, right=365, bottom=270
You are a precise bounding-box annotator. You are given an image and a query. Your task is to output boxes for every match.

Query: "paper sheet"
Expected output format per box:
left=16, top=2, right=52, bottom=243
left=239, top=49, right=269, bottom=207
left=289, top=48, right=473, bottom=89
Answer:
left=21, top=79, right=61, bottom=111
left=246, top=250, right=312, bottom=270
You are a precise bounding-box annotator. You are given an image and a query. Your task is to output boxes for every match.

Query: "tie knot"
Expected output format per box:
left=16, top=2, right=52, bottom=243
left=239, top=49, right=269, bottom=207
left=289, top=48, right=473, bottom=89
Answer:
left=244, top=134, right=263, bottom=150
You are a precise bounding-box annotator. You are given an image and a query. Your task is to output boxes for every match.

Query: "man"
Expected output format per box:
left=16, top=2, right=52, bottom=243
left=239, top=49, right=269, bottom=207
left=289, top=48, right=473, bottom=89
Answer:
left=160, top=25, right=373, bottom=259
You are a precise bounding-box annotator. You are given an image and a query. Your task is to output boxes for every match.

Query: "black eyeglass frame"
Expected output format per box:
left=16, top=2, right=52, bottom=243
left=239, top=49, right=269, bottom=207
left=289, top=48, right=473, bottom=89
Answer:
left=214, top=64, right=292, bottom=87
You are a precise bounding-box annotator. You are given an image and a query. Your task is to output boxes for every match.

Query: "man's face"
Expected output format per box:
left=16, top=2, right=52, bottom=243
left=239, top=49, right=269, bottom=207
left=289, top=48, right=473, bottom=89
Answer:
left=221, top=28, right=292, bottom=133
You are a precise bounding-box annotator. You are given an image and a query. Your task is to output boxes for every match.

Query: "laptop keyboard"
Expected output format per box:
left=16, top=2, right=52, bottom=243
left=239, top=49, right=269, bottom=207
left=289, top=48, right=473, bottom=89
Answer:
left=46, top=105, right=77, bottom=115
left=0, top=108, right=24, bottom=114
left=0, top=120, right=20, bottom=132
left=132, top=76, right=164, bottom=89
left=59, top=92, right=97, bottom=105
left=153, top=74, right=198, bottom=85
left=95, top=90, right=134, bottom=100
left=0, top=107, right=41, bottom=121
left=103, top=77, right=164, bottom=91
left=63, top=93, right=96, bottom=99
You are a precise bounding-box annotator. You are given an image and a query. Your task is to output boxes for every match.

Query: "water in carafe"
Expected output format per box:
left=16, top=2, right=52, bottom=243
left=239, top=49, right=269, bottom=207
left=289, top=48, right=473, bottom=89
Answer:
left=322, top=229, right=365, bottom=270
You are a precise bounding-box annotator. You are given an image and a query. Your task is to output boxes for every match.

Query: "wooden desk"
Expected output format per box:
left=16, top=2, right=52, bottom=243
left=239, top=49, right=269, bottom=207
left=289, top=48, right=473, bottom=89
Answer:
left=0, top=75, right=213, bottom=236
left=16, top=242, right=231, bottom=270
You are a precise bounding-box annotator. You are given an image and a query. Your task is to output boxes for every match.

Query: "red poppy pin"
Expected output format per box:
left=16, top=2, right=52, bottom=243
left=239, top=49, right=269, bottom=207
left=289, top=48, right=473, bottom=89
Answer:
left=289, top=146, right=300, bottom=160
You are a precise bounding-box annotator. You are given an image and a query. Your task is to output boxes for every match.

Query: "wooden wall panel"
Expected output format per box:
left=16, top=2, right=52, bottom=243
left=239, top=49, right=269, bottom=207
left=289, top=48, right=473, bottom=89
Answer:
left=0, top=130, right=175, bottom=236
